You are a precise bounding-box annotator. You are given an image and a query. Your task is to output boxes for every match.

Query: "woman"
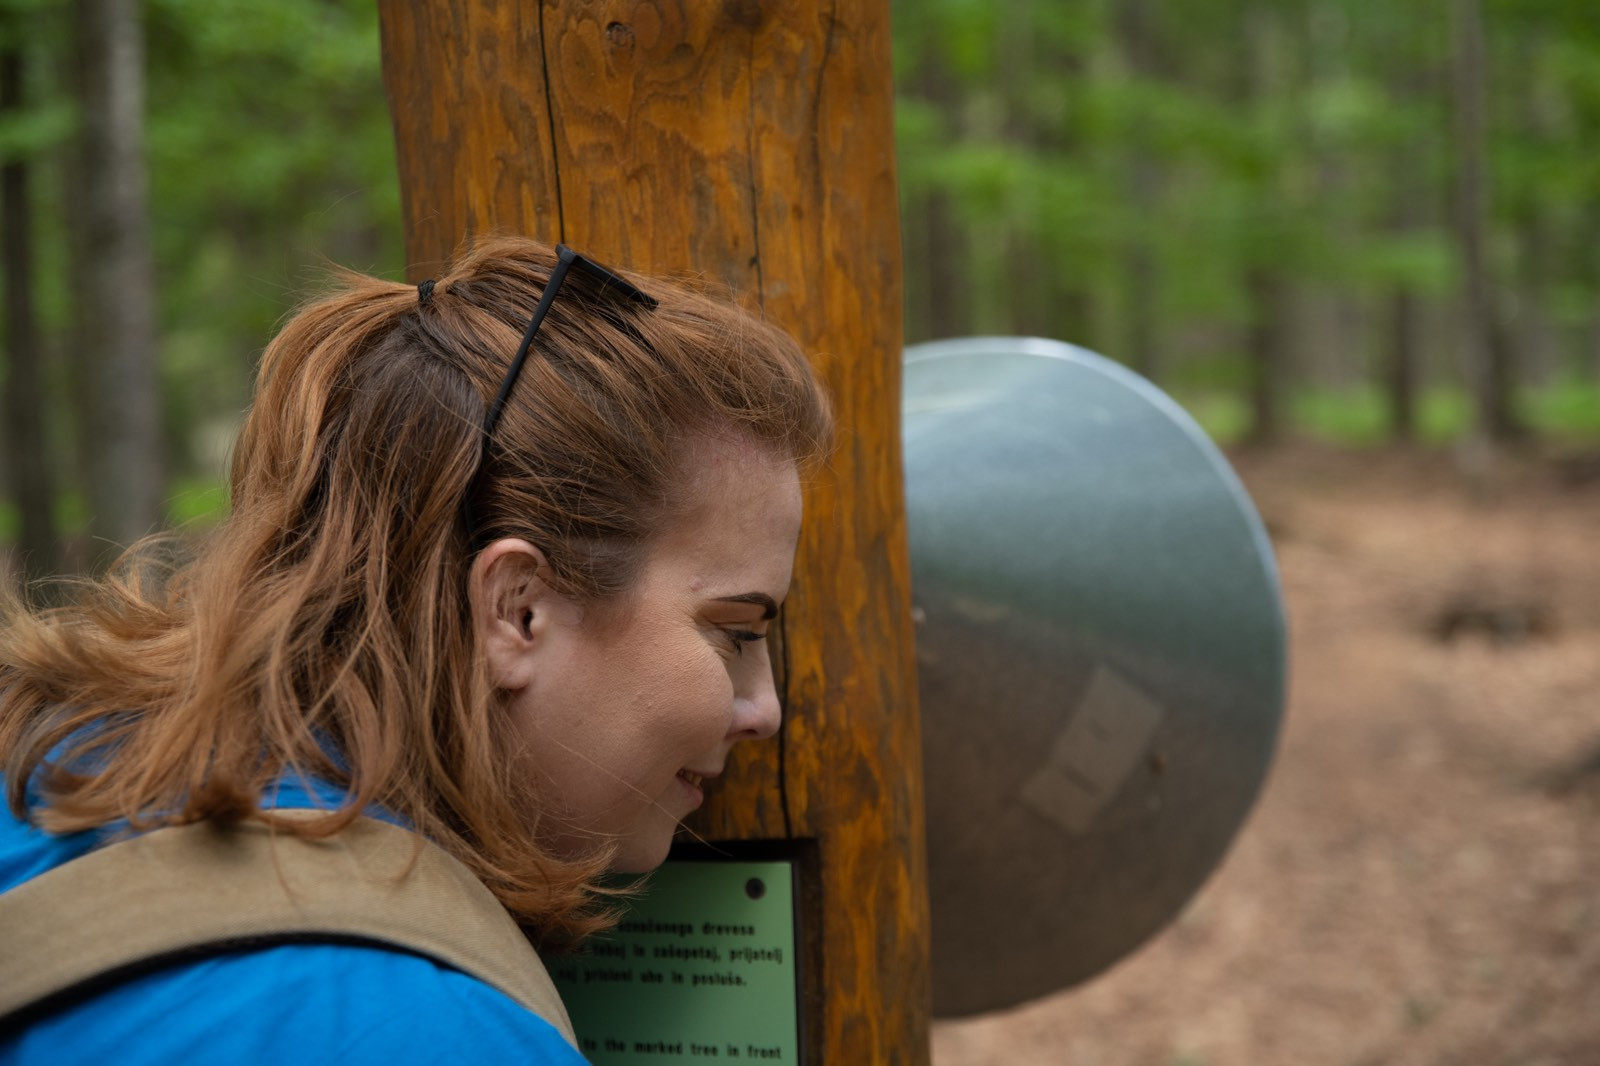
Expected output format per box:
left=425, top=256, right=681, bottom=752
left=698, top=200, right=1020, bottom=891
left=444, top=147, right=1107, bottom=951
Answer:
left=0, top=237, right=831, bottom=1060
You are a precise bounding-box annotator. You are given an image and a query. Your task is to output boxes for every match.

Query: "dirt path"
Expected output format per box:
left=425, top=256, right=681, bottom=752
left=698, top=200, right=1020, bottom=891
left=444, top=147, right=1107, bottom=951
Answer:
left=932, top=445, right=1600, bottom=1066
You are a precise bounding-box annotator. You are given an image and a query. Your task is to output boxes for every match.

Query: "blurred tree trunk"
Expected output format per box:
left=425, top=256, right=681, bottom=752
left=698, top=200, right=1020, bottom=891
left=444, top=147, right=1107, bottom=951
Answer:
left=920, top=190, right=963, bottom=342
left=1510, top=34, right=1557, bottom=391
left=1242, top=7, right=1292, bottom=444
left=2, top=33, right=60, bottom=582
left=996, top=5, right=1048, bottom=340
left=1246, top=268, right=1289, bottom=444
left=1383, top=21, right=1428, bottom=443
left=1451, top=0, right=1521, bottom=445
left=1001, top=6, right=1093, bottom=346
left=1301, top=2, right=1362, bottom=395
left=1115, top=0, right=1161, bottom=381
left=72, top=0, right=163, bottom=554
left=1516, top=212, right=1555, bottom=389
left=912, top=37, right=963, bottom=343
left=1385, top=287, right=1421, bottom=442
left=1590, top=315, right=1600, bottom=385
left=1584, top=206, right=1600, bottom=384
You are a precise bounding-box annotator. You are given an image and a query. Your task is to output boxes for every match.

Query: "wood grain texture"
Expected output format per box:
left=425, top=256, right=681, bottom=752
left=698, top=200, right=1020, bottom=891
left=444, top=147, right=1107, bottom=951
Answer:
left=378, top=2, right=929, bottom=1061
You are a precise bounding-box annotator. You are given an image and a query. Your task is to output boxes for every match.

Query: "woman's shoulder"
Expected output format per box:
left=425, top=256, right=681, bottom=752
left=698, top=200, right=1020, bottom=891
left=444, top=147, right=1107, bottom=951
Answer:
left=0, top=766, right=375, bottom=895
left=0, top=779, right=587, bottom=1063
left=1, top=942, right=587, bottom=1064
left=0, top=789, right=107, bottom=895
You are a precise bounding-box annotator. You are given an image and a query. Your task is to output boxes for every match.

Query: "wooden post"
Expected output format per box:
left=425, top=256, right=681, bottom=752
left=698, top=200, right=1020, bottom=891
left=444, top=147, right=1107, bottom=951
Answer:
left=378, top=4, right=930, bottom=1061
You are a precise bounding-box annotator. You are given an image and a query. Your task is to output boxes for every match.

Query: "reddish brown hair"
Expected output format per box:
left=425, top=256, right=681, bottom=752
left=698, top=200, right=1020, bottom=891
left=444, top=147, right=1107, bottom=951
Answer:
left=0, top=236, right=831, bottom=941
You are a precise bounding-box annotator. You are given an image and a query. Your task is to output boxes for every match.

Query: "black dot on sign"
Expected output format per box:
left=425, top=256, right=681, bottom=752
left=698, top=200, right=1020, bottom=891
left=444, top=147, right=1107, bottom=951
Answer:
left=745, top=877, right=766, bottom=900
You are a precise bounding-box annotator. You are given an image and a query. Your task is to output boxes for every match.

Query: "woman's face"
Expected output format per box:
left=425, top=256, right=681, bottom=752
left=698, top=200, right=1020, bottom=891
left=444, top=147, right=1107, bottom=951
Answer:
left=501, top=436, right=804, bottom=872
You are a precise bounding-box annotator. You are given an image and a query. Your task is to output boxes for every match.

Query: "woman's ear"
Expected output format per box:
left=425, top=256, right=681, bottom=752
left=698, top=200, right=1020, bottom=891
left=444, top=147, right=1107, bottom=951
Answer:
left=470, top=538, right=557, bottom=691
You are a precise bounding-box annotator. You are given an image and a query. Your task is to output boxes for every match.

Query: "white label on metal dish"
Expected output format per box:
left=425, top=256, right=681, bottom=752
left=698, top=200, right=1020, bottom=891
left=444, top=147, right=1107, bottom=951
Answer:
left=1019, top=664, right=1166, bottom=834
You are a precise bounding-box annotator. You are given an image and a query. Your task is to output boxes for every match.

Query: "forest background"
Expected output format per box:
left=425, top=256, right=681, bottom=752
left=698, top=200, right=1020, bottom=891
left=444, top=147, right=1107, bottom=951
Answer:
left=2, top=0, right=1599, bottom=578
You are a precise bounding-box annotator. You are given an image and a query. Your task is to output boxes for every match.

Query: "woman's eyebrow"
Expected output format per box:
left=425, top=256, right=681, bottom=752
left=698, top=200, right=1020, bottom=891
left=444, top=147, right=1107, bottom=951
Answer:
left=713, top=593, right=778, bottom=620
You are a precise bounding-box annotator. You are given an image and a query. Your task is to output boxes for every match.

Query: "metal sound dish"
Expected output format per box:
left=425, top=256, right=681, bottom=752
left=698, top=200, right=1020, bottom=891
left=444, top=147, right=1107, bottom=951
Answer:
left=903, top=337, right=1286, bottom=1017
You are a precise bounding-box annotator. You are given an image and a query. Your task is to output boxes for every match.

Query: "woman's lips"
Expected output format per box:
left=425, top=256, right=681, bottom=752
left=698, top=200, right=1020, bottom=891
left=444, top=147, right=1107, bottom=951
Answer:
left=677, top=768, right=706, bottom=808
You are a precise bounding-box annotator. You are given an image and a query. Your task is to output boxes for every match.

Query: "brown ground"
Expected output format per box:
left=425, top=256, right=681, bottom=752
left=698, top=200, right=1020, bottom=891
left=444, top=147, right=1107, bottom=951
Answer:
left=932, top=444, right=1600, bottom=1066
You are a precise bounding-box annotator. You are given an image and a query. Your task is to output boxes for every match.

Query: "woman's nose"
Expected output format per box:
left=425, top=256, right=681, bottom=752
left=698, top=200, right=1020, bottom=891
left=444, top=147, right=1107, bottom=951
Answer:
left=731, top=662, right=783, bottom=741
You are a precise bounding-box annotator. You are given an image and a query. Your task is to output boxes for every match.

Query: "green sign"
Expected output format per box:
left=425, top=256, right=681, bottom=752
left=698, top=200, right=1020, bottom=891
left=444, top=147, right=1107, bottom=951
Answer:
left=551, top=858, right=801, bottom=1064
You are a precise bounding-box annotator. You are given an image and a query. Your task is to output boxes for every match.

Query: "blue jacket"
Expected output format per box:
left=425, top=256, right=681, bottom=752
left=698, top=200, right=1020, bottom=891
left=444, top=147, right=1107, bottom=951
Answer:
left=0, top=774, right=589, bottom=1065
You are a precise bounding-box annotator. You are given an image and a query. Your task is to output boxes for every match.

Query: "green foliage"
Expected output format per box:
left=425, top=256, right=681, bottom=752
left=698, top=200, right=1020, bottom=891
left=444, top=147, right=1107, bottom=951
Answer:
left=9, top=0, right=1600, bottom=562
left=1, top=471, right=228, bottom=544
left=1174, top=391, right=1252, bottom=445
left=0, top=93, right=70, bottom=161
left=1180, top=382, right=1600, bottom=448
left=892, top=0, right=1600, bottom=445
left=8, top=0, right=401, bottom=494
left=1291, top=388, right=1392, bottom=445
left=142, top=0, right=403, bottom=432
left=166, top=475, right=228, bottom=528
left=1522, top=380, right=1600, bottom=438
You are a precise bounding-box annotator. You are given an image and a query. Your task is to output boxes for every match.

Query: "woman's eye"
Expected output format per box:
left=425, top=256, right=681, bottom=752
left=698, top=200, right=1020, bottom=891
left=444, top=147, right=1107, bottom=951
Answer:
left=724, top=629, right=765, bottom=656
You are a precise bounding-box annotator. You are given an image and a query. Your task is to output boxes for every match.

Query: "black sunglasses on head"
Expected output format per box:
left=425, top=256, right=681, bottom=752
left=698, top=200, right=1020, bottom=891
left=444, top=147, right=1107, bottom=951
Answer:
left=481, top=243, right=659, bottom=440
left=465, top=244, right=659, bottom=547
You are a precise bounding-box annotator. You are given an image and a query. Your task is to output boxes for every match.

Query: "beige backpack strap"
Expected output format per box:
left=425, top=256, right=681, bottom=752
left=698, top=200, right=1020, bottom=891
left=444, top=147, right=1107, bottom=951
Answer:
left=0, top=811, right=576, bottom=1046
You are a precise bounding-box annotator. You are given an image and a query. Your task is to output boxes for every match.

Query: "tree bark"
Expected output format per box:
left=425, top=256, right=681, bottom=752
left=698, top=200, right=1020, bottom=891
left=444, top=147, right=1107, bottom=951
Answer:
left=995, top=4, right=1051, bottom=340
left=1246, top=267, right=1289, bottom=444
left=1385, top=288, right=1420, bottom=442
left=1380, top=9, right=1429, bottom=443
left=1452, top=0, right=1521, bottom=445
left=72, top=0, right=163, bottom=555
left=1115, top=0, right=1160, bottom=381
left=922, top=72, right=962, bottom=341
left=1508, top=29, right=1557, bottom=393
left=1241, top=9, right=1291, bottom=444
left=920, top=189, right=963, bottom=342
left=1, top=35, right=60, bottom=582
left=379, top=3, right=928, bottom=1060
left=906, top=24, right=964, bottom=344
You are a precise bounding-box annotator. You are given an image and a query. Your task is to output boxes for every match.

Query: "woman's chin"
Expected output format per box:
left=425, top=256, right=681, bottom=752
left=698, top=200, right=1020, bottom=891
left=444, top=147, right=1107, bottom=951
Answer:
left=604, top=832, right=675, bottom=875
